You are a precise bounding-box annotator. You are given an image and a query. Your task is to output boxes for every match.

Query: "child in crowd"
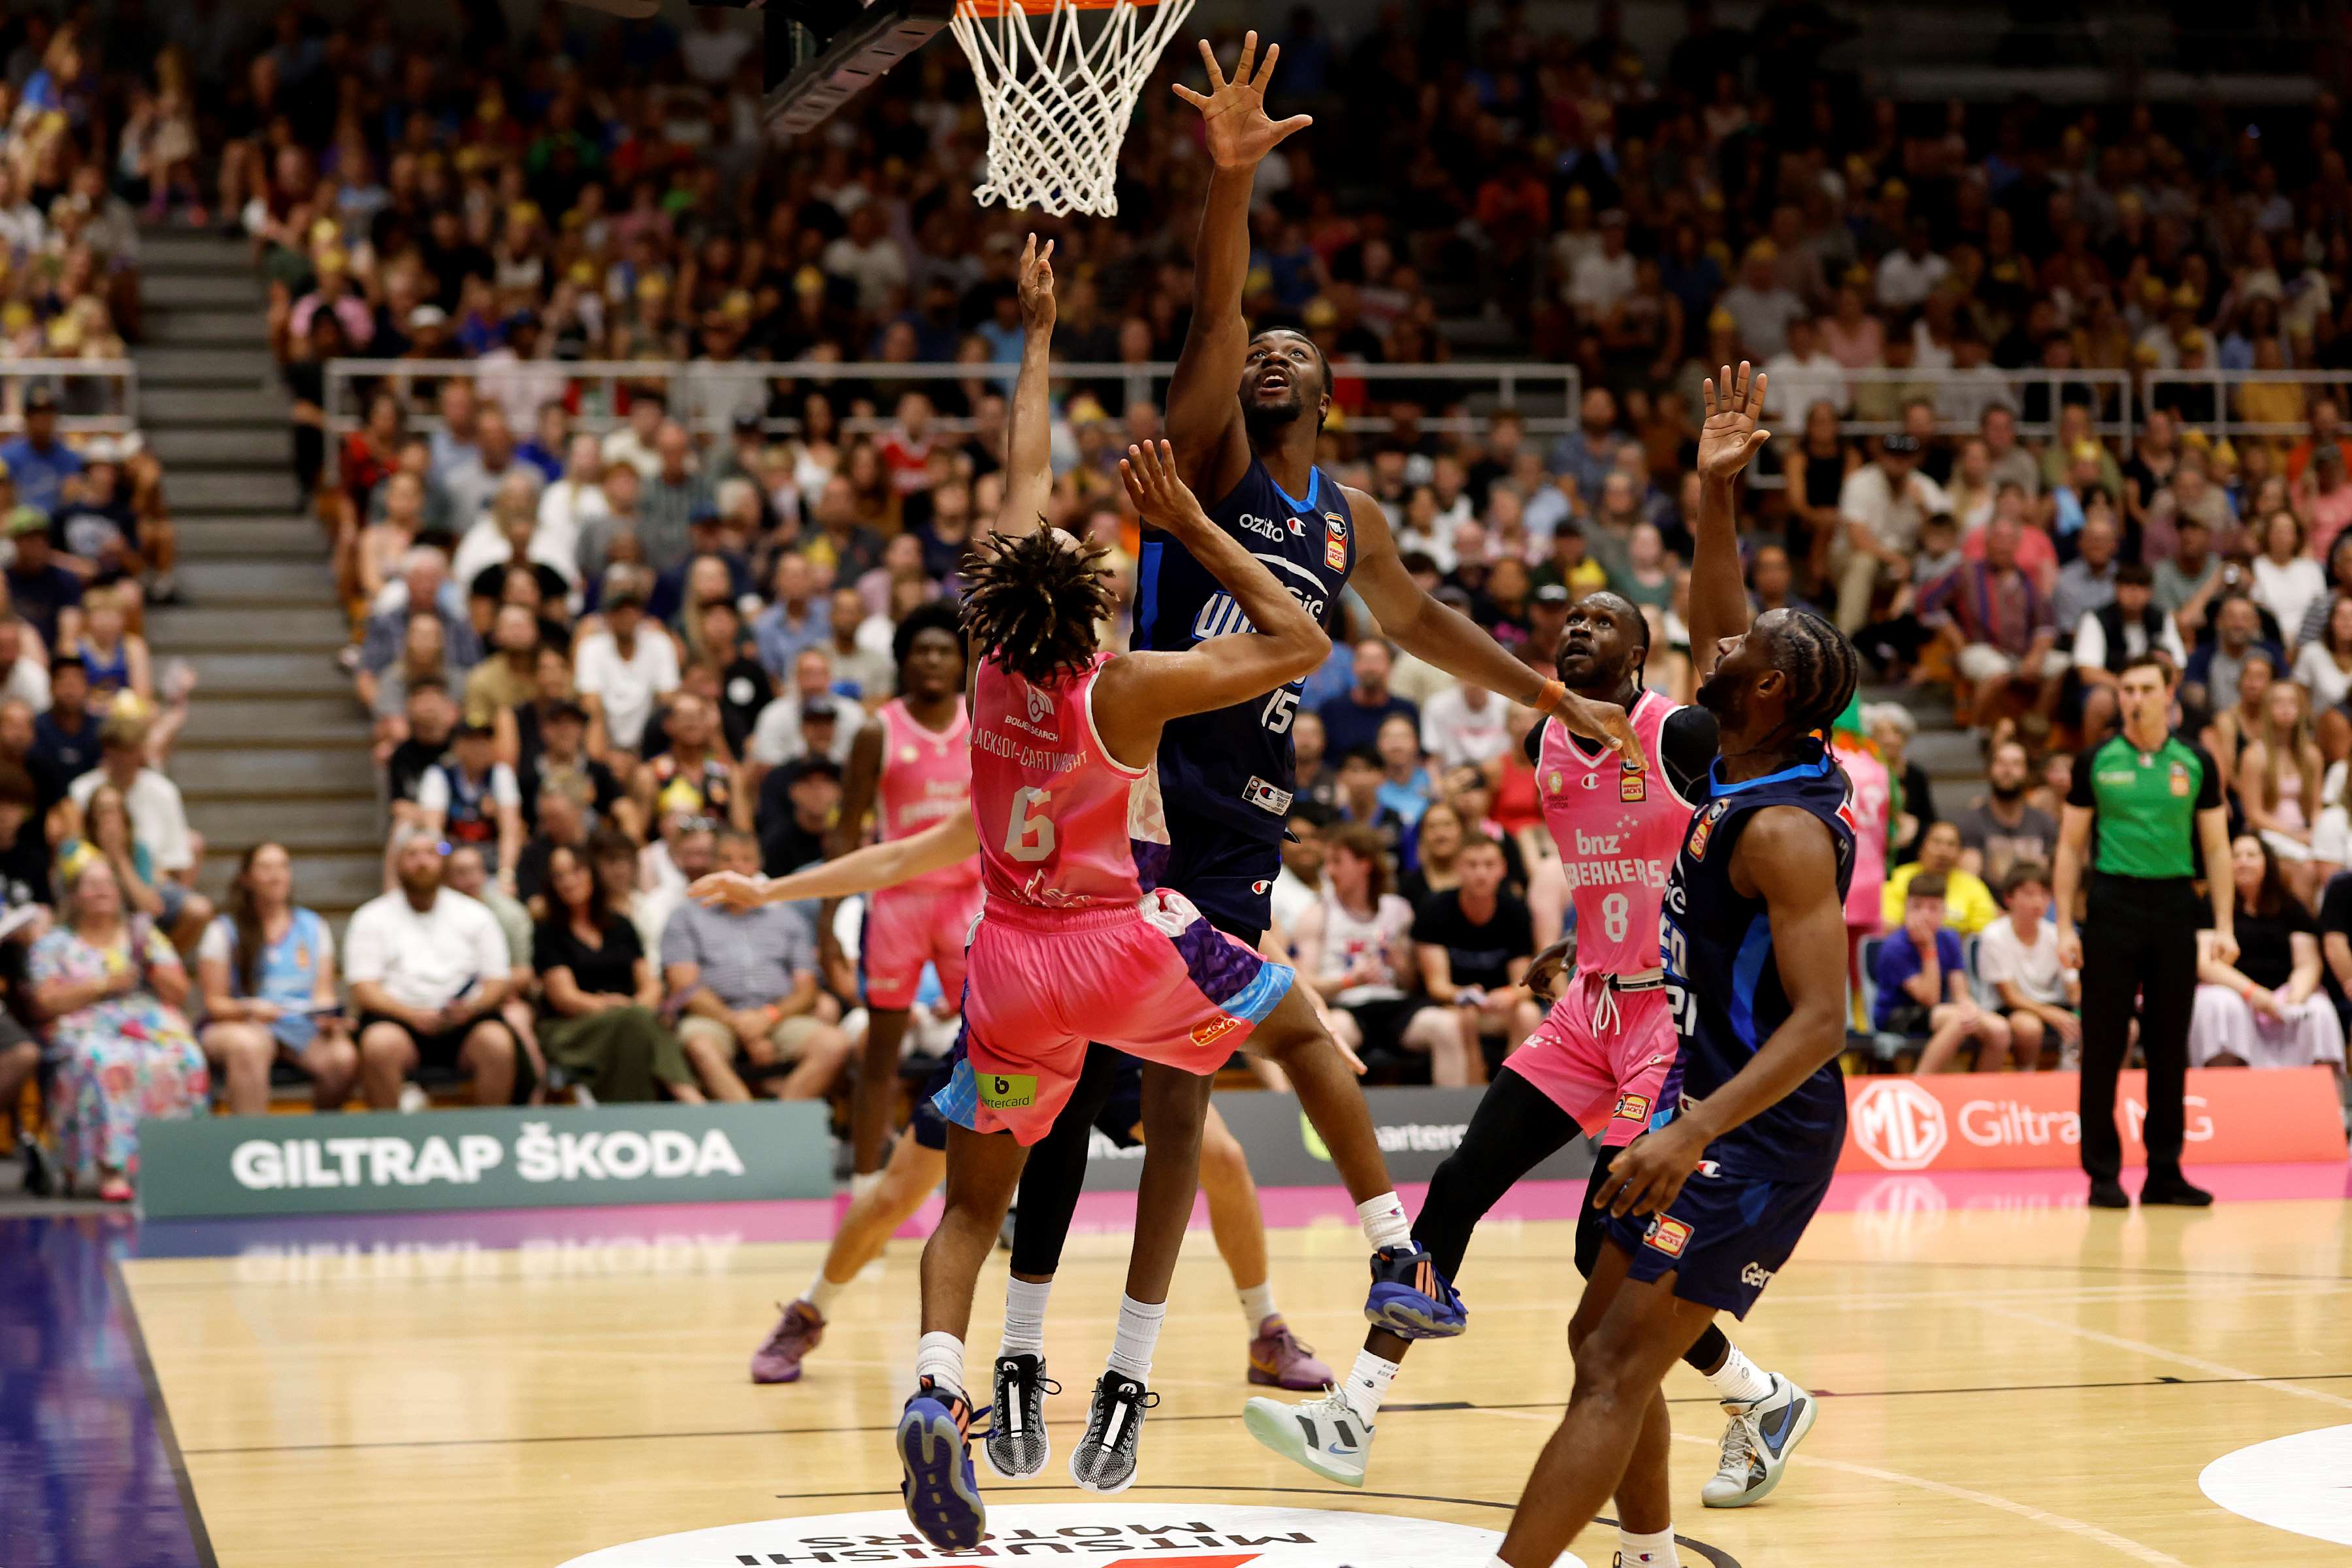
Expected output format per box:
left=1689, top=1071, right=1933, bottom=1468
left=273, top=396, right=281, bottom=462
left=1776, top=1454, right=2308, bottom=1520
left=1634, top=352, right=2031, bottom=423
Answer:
left=1972, top=862, right=2080, bottom=1071
left=1873, top=873, right=2019, bottom=1073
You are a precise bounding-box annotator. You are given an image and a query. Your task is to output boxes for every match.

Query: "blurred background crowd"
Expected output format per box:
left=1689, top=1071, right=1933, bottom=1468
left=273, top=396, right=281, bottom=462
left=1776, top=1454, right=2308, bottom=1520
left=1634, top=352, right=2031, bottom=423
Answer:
left=3, top=0, right=2350, bottom=1200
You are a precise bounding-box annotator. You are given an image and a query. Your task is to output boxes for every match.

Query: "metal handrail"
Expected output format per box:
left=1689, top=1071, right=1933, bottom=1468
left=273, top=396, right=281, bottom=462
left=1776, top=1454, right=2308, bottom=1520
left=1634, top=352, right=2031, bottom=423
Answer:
left=0, top=358, right=140, bottom=435
left=2142, top=369, right=2352, bottom=444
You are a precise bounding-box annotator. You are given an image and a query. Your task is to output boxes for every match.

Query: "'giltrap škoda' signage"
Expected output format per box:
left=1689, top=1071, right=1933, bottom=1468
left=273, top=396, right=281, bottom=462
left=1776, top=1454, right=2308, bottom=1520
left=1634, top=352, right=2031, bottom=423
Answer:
left=135, top=1102, right=832, bottom=1218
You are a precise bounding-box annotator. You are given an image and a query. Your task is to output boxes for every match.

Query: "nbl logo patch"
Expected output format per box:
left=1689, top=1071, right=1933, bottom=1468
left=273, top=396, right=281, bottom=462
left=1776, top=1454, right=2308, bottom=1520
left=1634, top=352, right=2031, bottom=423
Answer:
left=1687, top=799, right=1729, bottom=860
left=1643, top=1215, right=1693, bottom=1257
left=1324, top=512, right=1348, bottom=570
left=1191, top=1015, right=1246, bottom=1047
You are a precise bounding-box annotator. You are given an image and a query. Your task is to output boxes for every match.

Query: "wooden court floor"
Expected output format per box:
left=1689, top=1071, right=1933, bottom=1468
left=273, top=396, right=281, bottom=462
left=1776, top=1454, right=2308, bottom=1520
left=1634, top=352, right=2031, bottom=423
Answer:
left=123, top=1178, right=2352, bottom=1567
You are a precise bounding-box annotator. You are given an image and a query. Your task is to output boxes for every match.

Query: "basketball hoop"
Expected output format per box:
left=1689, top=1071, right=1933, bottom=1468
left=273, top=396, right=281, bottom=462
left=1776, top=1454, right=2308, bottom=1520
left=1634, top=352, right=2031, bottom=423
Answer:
left=950, top=0, right=1196, bottom=217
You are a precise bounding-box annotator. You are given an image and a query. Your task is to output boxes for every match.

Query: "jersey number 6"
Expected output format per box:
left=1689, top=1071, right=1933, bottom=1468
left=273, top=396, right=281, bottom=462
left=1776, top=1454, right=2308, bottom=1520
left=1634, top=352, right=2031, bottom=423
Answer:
left=1004, top=786, right=1056, bottom=862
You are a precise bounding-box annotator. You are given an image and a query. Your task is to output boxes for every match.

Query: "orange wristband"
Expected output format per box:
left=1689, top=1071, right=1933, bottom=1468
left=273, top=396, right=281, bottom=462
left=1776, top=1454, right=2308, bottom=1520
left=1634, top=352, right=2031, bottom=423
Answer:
left=1538, top=678, right=1567, bottom=714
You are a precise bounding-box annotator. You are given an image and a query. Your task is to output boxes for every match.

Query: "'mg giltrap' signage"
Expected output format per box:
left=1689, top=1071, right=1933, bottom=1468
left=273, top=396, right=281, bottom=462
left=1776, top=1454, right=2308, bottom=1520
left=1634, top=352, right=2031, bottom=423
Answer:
left=135, top=1102, right=832, bottom=1218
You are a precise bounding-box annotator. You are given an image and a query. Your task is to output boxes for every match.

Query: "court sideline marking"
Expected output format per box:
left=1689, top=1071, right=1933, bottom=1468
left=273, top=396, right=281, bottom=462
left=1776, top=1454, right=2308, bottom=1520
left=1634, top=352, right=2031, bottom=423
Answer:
left=1475, top=1409, right=2190, bottom=1567
left=1977, top=1304, right=2352, bottom=1413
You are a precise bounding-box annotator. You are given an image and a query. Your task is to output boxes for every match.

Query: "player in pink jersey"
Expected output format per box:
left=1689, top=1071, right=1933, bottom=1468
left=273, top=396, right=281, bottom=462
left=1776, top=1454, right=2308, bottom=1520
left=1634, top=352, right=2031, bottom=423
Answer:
left=830, top=598, right=982, bottom=1181
left=1247, top=365, right=1816, bottom=1548
left=875, top=433, right=1507, bottom=1550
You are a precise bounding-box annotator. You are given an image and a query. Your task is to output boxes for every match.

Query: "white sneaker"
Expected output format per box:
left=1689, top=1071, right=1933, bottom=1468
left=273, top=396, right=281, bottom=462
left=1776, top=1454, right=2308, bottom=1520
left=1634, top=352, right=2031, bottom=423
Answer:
left=1700, top=1373, right=1815, bottom=1508
left=1241, top=1388, right=1372, bottom=1488
left=397, top=1084, right=429, bottom=1115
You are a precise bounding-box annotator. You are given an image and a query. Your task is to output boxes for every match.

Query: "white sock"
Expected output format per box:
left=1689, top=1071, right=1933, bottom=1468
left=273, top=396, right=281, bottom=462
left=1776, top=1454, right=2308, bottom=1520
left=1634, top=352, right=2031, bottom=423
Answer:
left=1703, top=1343, right=1775, bottom=1405
left=1616, top=1525, right=1680, bottom=1566
left=1238, top=1280, right=1279, bottom=1330
left=802, top=1270, right=847, bottom=1317
left=1356, top=1192, right=1413, bottom=1251
left=1000, top=1276, right=1051, bottom=1358
left=849, top=1169, right=885, bottom=1200
left=1105, top=1293, right=1167, bottom=1383
left=1339, top=1348, right=1400, bottom=1425
left=915, top=1331, right=966, bottom=1400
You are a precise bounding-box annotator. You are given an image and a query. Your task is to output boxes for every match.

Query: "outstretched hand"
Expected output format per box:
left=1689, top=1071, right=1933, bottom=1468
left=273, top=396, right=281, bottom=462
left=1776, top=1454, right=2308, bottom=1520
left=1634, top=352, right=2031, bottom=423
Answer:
left=1697, top=362, right=1772, bottom=483
left=1526, top=936, right=1575, bottom=1007
left=1119, top=439, right=1209, bottom=534
left=1543, top=685, right=1649, bottom=776
left=691, top=870, right=770, bottom=913
left=1171, top=31, right=1313, bottom=171
left=1017, top=234, right=1056, bottom=333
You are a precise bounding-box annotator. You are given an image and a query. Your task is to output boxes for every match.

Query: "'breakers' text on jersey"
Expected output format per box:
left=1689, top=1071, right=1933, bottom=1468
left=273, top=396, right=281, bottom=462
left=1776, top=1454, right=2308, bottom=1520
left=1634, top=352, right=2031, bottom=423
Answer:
left=1134, top=459, right=1356, bottom=844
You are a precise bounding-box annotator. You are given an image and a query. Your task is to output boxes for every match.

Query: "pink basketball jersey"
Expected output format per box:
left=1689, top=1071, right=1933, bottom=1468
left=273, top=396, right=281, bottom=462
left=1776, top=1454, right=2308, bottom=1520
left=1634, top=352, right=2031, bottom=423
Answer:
left=1535, top=689, right=1695, bottom=977
left=877, top=698, right=979, bottom=894
left=972, top=653, right=1169, bottom=913
left=1832, top=738, right=1891, bottom=929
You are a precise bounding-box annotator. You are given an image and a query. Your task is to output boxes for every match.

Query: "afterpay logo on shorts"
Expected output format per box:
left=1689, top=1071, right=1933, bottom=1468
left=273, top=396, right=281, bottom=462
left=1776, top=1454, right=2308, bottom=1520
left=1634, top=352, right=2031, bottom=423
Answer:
left=553, top=1505, right=1575, bottom=1567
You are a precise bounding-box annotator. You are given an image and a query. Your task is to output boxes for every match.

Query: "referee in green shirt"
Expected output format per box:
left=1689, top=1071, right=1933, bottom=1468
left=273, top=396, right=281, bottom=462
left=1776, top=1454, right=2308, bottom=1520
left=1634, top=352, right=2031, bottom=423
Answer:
left=2053, top=653, right=2235, bottom=1209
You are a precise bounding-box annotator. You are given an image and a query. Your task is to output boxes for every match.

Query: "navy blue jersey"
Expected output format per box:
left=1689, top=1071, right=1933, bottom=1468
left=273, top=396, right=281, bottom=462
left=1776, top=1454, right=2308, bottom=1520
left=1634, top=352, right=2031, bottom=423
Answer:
left=1135, top=458, right=1356, bottom=845
left=1657, top=738, right=1857, bottom=1167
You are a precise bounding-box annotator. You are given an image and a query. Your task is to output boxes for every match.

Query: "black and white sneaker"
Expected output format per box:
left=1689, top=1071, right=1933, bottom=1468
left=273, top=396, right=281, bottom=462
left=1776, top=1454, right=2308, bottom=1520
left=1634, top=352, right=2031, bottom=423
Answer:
left=1068, top=1371, right=1158, bottom=1494
left=982, top=1353, right=1058, bottom=1480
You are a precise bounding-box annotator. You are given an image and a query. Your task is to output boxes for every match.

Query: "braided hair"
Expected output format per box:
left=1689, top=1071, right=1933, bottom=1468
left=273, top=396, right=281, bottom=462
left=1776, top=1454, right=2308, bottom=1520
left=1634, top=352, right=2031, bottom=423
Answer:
left=1761, top=609, right=1861, bottom=757
left=892, top=596, right=968, bottom=674
left=959, top=529, right=1115, bottom=686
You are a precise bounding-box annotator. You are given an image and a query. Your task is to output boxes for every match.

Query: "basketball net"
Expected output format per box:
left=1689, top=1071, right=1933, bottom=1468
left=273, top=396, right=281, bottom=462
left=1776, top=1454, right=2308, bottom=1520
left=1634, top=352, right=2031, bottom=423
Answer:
left=950, top=0, right=1197, bottom=217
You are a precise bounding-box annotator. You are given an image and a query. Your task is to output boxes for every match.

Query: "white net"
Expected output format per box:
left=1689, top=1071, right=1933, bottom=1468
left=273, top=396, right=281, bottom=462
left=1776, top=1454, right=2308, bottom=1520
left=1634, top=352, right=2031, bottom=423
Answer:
left=949, top=0, right=1197, bottom=218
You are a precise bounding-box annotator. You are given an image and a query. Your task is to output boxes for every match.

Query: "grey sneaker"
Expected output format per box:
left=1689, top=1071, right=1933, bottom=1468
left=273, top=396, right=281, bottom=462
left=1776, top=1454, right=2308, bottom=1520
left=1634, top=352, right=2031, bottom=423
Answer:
left=981, top=1353, right=1057, bottom=1479
left=1068, top=1371, right=1157, bottom=1494
left=1700, top=1373, right=1816, bottom=1507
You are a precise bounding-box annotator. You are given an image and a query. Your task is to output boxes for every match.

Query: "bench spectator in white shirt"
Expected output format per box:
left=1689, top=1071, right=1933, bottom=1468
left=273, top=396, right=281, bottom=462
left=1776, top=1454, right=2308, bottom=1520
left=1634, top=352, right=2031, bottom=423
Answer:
left=346, top=834, right=519, bottom=1107
left=1420, top=680, right=1511, bottom=770
left=1833, top=433, right=1949, bottom=634
left=1974, top=861, right=2080, bottom=1070
left=575, top=569, right=681, bottom=755
left=67, top=711, right=212, bottom=951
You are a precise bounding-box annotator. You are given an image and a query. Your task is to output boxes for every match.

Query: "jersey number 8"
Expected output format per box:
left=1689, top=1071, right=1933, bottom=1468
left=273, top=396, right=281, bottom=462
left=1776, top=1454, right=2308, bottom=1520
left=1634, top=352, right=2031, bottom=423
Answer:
left=1004, top=786, right=1055, bottom=862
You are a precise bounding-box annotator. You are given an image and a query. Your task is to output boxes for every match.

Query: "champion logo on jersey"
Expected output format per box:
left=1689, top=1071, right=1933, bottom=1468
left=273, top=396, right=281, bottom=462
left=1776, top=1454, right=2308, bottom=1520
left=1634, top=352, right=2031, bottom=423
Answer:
left=1581, top=774, right=1601, bottom=791
left=1250, top=878, right=1273, bottom=895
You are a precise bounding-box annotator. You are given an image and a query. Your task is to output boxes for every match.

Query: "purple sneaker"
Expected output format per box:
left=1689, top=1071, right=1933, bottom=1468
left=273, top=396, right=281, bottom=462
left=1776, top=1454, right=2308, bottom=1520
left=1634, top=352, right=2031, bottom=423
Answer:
left=1247, top=1314, right=1334, bottom=1390
left=751, top=1300, right=825, bottom=1384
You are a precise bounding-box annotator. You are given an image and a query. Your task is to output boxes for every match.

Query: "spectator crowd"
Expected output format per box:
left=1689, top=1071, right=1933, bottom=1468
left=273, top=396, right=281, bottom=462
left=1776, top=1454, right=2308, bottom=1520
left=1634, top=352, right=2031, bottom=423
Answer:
left=10, top=0, right=2352, bottom=1199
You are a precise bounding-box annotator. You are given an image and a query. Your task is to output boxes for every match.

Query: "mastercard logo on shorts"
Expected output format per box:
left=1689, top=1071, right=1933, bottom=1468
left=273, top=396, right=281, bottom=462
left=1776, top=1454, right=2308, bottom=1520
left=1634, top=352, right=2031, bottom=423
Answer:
left=1643, top=1215, right=1694, bottom=1257
left=1192, top=1015, right=1246, bottom=1047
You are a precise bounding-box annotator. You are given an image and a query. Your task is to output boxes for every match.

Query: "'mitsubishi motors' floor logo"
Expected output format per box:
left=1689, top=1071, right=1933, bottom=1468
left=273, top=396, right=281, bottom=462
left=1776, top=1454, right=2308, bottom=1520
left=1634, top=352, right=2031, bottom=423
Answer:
left=555, top=1505, right=1579, bottom=1567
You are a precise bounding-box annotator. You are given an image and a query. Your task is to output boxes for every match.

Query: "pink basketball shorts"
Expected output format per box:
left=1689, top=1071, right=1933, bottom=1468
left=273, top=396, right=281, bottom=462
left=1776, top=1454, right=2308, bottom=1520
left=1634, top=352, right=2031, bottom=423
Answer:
left=861, top=879, right=985, bottom=1012
left=932, top=889, right=1295, bottom=1145
left=1504, top=973, right=1678, bottom=1149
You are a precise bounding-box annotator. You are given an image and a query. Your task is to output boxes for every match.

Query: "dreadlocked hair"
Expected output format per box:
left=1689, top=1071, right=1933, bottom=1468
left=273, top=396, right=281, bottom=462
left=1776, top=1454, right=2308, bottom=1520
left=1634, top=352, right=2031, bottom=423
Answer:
left=1764, top=610, right=1861, bottom=757
left=960, top=528, right=1116, bottom=685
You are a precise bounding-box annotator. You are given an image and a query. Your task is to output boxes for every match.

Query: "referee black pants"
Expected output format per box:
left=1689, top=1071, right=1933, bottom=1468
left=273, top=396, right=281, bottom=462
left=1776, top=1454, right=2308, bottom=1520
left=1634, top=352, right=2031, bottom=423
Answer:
left=2077, top=874, right=2199, bottom=1183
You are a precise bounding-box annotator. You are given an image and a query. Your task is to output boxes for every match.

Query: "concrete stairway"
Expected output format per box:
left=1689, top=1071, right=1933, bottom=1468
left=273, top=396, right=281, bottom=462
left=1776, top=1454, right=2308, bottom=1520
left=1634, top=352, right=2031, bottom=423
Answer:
left=135, top=227, right=382, bottom=923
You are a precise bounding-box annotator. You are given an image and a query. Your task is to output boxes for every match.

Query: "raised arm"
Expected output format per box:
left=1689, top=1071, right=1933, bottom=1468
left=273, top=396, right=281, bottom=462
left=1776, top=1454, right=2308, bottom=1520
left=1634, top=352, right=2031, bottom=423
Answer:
left=693, top=813, right=981, bottom=911
left=1166, top=32, right=1311, bottom=497
left=1347, top=485, right=1647, bottom=770
left=1691, top=363, right=1772, bottom=679
left=1094, top=439, right=1328, bottom=755
left=994, top=236, right=1059, bottom=540
left=1597, top=806, right=1848, bottom=1218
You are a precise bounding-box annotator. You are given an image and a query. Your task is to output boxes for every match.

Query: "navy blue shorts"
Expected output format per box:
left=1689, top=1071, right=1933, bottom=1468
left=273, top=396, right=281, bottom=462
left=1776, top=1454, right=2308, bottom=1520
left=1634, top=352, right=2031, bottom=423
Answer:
left=911, top=1048, right=1145, bottom=1152
left=1157, top=804, right=1279, bottom=941
left=1602, top=1145, right=1837, bottom=1319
